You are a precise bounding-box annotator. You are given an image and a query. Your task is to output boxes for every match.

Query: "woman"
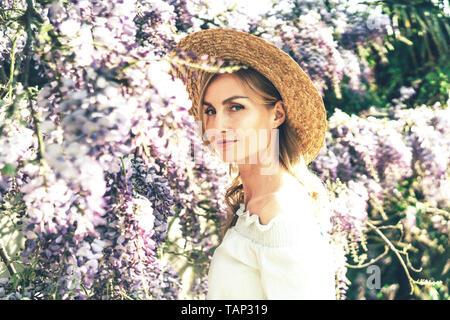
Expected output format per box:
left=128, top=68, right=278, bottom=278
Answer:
left=170, top=29, right=336, bottom=300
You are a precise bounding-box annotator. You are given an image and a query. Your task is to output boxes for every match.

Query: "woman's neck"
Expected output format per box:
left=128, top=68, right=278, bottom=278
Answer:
left=238, top=162, right=291, bottom=207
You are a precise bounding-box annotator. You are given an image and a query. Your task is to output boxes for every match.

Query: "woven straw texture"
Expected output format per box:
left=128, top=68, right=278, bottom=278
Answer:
left=170, top=28, right=327, bottom=165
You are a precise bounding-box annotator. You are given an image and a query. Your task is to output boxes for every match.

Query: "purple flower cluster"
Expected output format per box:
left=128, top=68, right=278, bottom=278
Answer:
left=320, top=177, right=370, bottom=299
left=311, top=100, right=450, bottom=298
left=314, top=102, right=449, bottom=218
left=261, top=12, right=345, bottom=97
left=0, top=90, right=37, bottom=202
left=390, top=103, right=450, bottom=208
left=134, top=0, right=179, bottom=56
left=166, top=0, right=195, bottom=33
left=185, top=0, right=268, bottom=33
left=314, top=108, right=414, bottom=196
left=94, top=166, right=178, bottom=299
left=2, top=0, right=446, bottom=301
left=257, top=0, right=391, bottom=97
left=1, top=0, right=228, bottom=299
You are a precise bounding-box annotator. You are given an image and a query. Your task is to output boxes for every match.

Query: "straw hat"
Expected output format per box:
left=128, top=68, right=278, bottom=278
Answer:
left=169, top=28, right=327, bottom=165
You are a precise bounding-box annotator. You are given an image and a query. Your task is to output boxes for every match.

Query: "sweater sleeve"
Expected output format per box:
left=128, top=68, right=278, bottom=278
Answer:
left=257, top=242, right=337, bottom=300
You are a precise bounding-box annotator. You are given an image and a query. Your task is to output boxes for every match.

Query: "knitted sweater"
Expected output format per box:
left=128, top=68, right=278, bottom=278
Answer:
left=206, top=201, right=336, bottom=300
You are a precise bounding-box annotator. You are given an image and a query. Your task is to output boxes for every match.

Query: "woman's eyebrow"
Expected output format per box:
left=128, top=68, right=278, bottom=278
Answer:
left=203, top=95, right=248, bottom=108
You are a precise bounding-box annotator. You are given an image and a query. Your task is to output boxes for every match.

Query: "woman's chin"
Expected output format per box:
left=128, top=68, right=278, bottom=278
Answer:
left=217, top=154, right=240, bottom=164
left=218, top=151, right=263, bottom=165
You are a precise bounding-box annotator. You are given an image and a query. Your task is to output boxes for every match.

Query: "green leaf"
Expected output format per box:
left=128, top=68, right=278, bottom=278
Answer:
left=1, top=163, right=16, bottom=176
left=12, top=274, right=20, bottom=291
left=416, top=208, right=423, bottom=227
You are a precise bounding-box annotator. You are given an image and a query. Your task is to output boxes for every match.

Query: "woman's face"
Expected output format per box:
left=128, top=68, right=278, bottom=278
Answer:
left=202, top=73, right=283, bottom=165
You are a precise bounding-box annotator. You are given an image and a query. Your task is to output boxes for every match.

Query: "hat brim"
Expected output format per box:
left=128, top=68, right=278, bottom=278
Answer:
left=169, top=28, right=327, bottom=165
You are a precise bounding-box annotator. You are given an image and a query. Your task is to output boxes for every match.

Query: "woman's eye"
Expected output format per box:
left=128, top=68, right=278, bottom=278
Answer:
left=205, top=105, right=243, bottom=115
left=231, top=104, right=244, bottom=111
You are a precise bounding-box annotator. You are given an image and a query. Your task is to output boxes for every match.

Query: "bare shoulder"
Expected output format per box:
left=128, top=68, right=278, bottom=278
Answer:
left=248, top=193, right=308, bottom=226
left=264, top=178, right=312, bottom=224
left=246, top=175, right=312, bottom=226
left=278, top=175, right=312, bottom=209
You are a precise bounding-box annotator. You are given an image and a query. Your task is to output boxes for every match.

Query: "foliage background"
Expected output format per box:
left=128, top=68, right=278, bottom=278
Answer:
left=0, top=0, right=449, bottom=300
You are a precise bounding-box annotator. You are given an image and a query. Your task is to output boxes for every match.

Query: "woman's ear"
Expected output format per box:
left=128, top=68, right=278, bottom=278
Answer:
left=272, top=100, right=286, bottom=129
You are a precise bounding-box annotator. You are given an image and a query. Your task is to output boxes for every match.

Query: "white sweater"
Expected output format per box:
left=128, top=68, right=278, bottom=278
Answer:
left=206, top=202, right=337, bottom=300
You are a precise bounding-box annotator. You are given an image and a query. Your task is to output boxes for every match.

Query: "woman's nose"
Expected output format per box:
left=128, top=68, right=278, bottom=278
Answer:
left=213, top=110, right=233, bottom=131
left=205, top=110, right=234, bottom=143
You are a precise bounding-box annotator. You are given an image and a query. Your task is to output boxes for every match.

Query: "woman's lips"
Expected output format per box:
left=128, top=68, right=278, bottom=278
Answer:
left=216, top=140, right=238, bottom=148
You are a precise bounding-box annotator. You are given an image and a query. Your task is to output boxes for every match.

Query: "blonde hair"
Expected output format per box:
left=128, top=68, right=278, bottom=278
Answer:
left=195, top=66, right=332, bottom=241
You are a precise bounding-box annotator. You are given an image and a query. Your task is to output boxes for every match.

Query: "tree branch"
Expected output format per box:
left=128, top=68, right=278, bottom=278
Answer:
left=345, top=245, right=389, bottom=269
left=0, top=240, right=16, bottom=276
left=367, top=221, right=416, bottom=294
